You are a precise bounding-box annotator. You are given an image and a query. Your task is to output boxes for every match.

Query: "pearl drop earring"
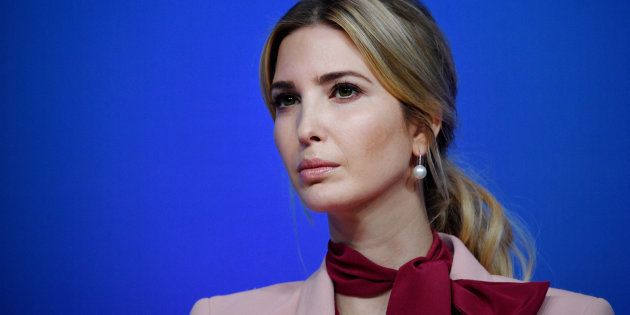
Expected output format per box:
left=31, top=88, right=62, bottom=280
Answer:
left=413, top=154, right=427, bottom=180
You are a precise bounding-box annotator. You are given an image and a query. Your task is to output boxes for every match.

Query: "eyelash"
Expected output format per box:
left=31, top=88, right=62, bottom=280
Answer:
left=272, top=82, right=363, bottom=109
left=331, top=82, right=362, bottom=100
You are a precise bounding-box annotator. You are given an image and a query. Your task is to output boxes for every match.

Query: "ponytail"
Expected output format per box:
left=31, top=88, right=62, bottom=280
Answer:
left=425, top=146, right=535, bottom=280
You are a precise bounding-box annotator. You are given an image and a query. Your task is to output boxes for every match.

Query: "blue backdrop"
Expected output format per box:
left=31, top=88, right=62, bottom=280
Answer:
left=2, top=1, right=628, bottom=314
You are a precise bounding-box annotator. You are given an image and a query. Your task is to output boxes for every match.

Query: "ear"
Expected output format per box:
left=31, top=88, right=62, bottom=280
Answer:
left=410, top=116, right=442, bottom=157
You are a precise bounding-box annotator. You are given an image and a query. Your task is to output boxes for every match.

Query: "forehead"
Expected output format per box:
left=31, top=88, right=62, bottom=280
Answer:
left=273, top=24, right=373, bottom=82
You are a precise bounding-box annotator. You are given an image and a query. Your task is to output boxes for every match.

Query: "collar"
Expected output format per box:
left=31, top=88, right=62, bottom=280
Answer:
left=296, top=233, right=493, bottom=315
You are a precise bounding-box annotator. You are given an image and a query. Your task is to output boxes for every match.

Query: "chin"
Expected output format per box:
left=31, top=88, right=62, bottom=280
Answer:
left=299, top=193, right=338, bottom=212
left=297, top=187, right=368, bottom=214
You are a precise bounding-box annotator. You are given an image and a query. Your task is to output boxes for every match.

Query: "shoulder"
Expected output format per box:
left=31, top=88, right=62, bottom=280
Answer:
left=543, top=287, right=614, bottom=315
left=190, top=281, right=304, bottom=315
left=491, top=274, right=614, bottom=314
left=442, top=233, right=614, bottom=314
left=191, top=261, right=335, bottom=315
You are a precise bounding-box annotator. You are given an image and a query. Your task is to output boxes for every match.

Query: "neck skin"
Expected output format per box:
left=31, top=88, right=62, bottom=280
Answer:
left=327, top=178, right=433, bottom=270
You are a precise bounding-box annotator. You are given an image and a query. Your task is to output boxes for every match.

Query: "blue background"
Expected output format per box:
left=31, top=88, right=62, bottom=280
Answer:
left=1, top=0, right=628, bottom=314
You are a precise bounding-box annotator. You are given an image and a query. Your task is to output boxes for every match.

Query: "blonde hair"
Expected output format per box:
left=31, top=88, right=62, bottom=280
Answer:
left=260, top=0, right=535, bottom=280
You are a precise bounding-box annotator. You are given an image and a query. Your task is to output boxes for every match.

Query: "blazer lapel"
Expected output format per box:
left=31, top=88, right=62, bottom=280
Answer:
left=440, top=233, right=494, bottom=282
left=296, top=260, right=335, bottom=315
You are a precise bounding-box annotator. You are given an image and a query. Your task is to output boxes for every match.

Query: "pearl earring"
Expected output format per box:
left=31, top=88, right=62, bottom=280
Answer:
left=413, top=154, right=427, bottom=180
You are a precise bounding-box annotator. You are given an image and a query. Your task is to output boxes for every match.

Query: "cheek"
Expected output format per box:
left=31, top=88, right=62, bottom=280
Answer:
left=273, top=121, right=295, bottom=166
left=362, top=104, right=406, bottom=152
left=342, top=108, right=409, bottom=174
left=364, top=120, right=394, bottom=156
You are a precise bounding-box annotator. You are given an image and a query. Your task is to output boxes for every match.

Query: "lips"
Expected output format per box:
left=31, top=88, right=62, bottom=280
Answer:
left=297, top=158, right=340, bottom=172
left=297, top=158, right=340, bottom=183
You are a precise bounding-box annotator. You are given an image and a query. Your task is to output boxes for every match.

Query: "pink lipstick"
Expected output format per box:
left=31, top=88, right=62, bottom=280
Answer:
left=297, top=158, right=340, bottom=183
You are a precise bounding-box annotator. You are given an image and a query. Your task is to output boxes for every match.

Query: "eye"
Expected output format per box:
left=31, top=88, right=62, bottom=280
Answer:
left=331, top=83, right=361, bottom=100
left=273, top=93, right=300, bottom=108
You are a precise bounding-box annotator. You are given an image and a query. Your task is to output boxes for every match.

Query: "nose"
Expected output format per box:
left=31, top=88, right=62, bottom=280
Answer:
left=296, top=98, right=325, bottom=146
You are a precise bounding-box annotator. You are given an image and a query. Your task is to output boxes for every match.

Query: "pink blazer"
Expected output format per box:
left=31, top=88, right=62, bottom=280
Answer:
left=191, top=233, right=613, bottom=314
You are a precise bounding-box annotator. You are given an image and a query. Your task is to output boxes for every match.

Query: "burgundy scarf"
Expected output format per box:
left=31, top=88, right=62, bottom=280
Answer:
left=325, top=231, right=549, bottom=315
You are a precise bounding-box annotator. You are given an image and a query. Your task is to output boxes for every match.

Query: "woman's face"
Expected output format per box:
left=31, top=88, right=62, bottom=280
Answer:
left=272, top=24, right=420, bottom=212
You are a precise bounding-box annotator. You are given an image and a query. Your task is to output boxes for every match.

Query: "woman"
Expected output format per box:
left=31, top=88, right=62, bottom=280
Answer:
left=192, top=0, right=613, bottom=314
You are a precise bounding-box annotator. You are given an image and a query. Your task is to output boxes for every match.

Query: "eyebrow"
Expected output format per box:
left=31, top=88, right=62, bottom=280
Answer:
left=270, top=70, right=373, bottom=92
left=318, top=71, right=373, bottom=84
left=270, top=81, right=295, bottom=91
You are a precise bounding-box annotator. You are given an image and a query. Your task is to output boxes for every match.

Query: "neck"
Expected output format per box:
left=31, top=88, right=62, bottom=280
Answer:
left=327, top=181, right=433, bottom=270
